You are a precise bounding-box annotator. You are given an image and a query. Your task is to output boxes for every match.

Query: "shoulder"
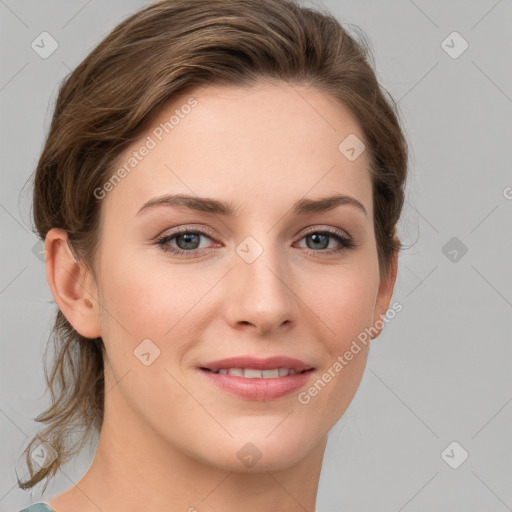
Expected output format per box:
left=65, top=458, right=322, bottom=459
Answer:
left=19, top=503, right=56, bottom=512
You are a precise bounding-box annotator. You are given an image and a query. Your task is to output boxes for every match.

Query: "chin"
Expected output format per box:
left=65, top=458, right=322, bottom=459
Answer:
left=191, top=427, right=322, bottom=473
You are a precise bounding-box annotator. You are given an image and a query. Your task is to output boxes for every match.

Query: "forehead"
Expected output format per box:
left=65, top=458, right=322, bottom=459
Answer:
left=101, top=80, right=373, bottom=222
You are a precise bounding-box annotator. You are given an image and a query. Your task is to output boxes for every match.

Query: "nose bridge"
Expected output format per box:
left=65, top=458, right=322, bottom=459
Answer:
left=226, top=233, right=297, bottom=334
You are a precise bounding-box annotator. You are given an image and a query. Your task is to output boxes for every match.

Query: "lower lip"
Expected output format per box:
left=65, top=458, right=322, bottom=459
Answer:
left=200, top=369, right=314, bottom=401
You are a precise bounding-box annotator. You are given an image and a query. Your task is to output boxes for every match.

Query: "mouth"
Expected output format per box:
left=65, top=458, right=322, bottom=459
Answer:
left=200, top=367, right=313, bottom=378
left=198, top=356, right=315, bottom=400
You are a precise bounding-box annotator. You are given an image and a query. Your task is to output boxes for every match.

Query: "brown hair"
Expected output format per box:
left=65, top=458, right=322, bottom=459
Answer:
left=18, top=0, right=408, bottom=492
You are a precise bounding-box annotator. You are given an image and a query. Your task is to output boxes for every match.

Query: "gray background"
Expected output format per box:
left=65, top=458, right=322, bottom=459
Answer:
left=1, top=0, right=511, bottom=510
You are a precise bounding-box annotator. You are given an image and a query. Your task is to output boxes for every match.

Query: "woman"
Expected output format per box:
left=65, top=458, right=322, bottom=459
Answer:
left=18, top=0, right=408, bottom=510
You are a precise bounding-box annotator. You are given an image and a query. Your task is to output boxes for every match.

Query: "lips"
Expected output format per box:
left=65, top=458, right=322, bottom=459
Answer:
left=198, top=356, right=315, bottom=401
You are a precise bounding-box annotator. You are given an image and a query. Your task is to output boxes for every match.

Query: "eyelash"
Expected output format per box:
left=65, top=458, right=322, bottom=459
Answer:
left=154, top=226, right=357, bottom=258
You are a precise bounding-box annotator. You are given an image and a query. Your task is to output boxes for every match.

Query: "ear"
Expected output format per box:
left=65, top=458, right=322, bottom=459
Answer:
left=371, top=247, right=399, bottom=340
left=44, top=228, right=101, bottom=339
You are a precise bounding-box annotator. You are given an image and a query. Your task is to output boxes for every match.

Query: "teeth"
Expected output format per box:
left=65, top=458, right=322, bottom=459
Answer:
left=212, top=368, right=301, bottom=378
left=244, top=368, right=262, bottom=379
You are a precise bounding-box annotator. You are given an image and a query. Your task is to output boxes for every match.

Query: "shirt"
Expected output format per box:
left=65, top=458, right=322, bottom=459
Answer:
left=19, top=503, right=56, bottom=512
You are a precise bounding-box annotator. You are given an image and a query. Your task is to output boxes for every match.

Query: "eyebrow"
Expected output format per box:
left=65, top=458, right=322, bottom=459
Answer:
left=136, top=193, right=367, bottom=217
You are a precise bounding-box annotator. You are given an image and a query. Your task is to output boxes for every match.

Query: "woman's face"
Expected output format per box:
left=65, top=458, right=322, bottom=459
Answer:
left=88, top=80, right=396, bottom=471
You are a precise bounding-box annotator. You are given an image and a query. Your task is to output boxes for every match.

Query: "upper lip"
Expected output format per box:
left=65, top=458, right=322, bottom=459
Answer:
left=200, top=356, right=314, bottom=373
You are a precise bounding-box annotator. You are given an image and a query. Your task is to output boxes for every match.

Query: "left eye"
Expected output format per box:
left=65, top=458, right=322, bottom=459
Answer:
left=298, top=231, right=350, bottom=251
left=296, top=229, right=357, bottom=255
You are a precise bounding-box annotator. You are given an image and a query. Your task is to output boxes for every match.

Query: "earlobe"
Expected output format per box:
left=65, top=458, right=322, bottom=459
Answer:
left=45, top=228, right=101, bottom=339
left=371, top=248, right=399, bottom=340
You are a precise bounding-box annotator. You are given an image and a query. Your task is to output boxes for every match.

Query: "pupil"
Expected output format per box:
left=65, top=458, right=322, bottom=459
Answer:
left=177, top=233, right=200, bottom=249
left=309, top=233, right=328, bottom=250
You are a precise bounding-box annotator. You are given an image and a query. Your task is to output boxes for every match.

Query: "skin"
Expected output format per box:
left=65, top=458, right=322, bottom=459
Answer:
left=44, top=80, right=398, bottom=512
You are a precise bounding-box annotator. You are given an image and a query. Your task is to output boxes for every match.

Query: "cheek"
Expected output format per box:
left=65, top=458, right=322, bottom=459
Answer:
left=98, top=252, right=187, bottom=335
left=307, top=262, right=379, bottom=350
left=96, top=251, right=222, bottom=371
left=298, top=272, right=374, bottom=424
left=96, top=256, right=196, bottom=406
left=298, top=262, right=377, bottom=408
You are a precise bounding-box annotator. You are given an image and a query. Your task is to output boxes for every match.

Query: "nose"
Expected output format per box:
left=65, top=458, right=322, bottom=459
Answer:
left=224, top=240, right=299, bottom=336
